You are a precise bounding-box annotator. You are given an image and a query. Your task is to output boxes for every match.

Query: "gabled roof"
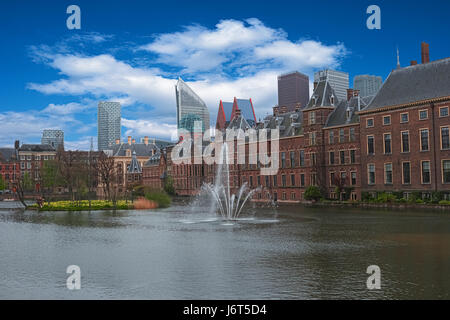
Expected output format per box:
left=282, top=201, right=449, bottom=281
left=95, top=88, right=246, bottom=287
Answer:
left=110, top=141, right=170, bottom=157
left=0, top=148, right=17, bottom=162
left=364, top=58, right=450, bottom=112
left=128, top=151, right=142, bottom=173
left=258, top=109, right=303, bottom=138
left=325, top=95, right=366, bottom=128
left=227, top=115, right=252, bottom=131
left=221, top=101, right=234, bottom=121
left=19, top=144, right=56, bottom=152
left=305, top=79, right=338, bottom=109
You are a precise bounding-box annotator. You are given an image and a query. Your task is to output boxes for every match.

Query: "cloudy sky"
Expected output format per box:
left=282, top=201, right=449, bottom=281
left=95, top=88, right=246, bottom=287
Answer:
left=1, top=0, right=449, bottom=149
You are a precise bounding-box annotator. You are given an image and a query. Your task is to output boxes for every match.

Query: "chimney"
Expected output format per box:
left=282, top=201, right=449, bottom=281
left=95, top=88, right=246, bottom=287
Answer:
left=353, top=89, right=360, bottom=97
left=273, top=106, right=279, bottom=116
left=410, top=60, right=418, bottom=66
left=144, top=136, right=149, bottom=145
left=295, top=103, right=301, bottom=112
left=235, top=109, right=241, bottom=118
left=347, top=89, right=354, bottom=101
left=313, top=82, right=318, bottom=90
left=280, top=106, right=288, bottom=114
left=115, top=139, right=120, bottom=145
left=131, top=139, right=136, bottom=144
left=421, top=42, right=430, bottom=64
left=128, top=136, right=132, bottom=145
left=14, top=140, right=20, bottom=150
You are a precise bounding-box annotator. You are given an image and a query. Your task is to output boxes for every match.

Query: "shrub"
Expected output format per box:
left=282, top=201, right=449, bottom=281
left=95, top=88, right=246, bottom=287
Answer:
left=304, top=186, right=322, bottom=201
left=415, top=199, right=424, bottom=204
left=145, top=190, right=171, bottom=208
left=439, top=200, right=450, bottom=205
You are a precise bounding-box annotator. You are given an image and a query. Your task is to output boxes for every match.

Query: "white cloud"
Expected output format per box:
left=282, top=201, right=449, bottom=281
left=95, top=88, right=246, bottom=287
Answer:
left=20, top=18, right=348, bottom=149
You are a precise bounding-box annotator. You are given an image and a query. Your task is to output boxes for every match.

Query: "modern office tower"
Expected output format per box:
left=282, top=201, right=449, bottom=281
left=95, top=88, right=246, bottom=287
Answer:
left=353, top=75, right=383, bottom=98
left=277, top=71, right=310, bottom=111
left=98, top=101, right=121, bottom=151
left=175, top=78, right=210, bottom=136
left=314, top=69, right=349, bottom=102
left=41, top=129, right=64, bottom=151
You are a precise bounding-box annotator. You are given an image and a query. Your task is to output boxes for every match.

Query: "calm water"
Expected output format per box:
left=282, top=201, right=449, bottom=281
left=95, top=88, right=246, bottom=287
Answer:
left=0, top=201, right=449, bottom=299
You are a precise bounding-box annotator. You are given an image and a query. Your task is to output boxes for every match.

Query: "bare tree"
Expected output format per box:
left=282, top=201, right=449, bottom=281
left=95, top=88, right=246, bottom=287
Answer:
left=95, top=152, right=117, bottom=202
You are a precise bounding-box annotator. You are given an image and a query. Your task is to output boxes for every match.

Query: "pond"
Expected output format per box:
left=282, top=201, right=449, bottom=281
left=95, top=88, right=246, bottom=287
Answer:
left=0, top=201, right=449, bottom=299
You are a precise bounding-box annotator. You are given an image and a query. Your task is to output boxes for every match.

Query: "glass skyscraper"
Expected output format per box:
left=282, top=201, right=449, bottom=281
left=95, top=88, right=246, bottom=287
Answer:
left=98, top=101, right=121, bottom=151
left=353, top=75, right=383, bottom=98
left=314, top=69, right=349, bottom=102
left=175, top=78, right=210, bottom=136
left=41, top=129, right=64, bottom=151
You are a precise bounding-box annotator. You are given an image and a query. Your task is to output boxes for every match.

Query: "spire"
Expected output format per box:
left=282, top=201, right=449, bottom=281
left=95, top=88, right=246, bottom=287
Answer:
left=396, top=46, right=401, bottom=69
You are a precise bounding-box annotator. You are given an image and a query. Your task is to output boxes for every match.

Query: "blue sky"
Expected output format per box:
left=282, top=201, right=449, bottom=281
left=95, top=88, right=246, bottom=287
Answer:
left=1, top=0, right=449, bottom=149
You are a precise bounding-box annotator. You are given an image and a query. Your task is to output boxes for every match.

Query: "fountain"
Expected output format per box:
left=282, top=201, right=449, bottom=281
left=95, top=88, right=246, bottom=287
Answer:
left=202, top=143, right=259, bottom=221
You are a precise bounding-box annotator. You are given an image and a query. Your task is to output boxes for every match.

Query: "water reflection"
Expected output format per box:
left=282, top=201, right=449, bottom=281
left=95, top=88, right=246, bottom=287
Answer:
left=0, top=202, right=449, bottom=299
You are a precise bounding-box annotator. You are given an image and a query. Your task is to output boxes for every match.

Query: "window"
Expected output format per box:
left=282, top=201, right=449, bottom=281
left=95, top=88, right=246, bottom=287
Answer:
left=249, top=176, right=253, bottom=187
left=351, top=172, right=357, bottom=186
left=300, top=174, right=305, bottom=187
left=329, top=131, right=334, bottom=144
left=367, top=135, right=375, bottom=155
left=383, top=115, right=391, bottom=125
left=330, top=172, right=335, bottom=186
left=339, top=128, right=345, bottom=143
left=420, top=129, right=429, bottom=151
left=291, top=192, right=296, bottom=200
left=421, top=161, right=431, bottom=184
left=281, top=152, right=286, bottom=168
left=402, top=162, right=411, bottom=184
left=299, top=150, right=305, bottom=167
left=419, top=109, right=428, bottom=120
left=311, top=153, right=317, bottom=166
left=282, top=175, right=286, bottom=187
left=366, top=118, right=374, bottom=128
left=309, top=111, right=316, bottom=124
left=340, top=172, right=347, bottom=183
left=384, top=133, right=392, bottom=154
left=290, top=151, right=295, bottom=167
left=310, top=132, right=317, bottom=145
left=384, top=163, right=393, bottom=184
left=440, top=107, right=449, bottom=117
left=311, top=173, right=317, bottom=186
left=265, top=176, right=270, bottom=187
left=329, top=151, right=335, bottom=165
left=350, top=127, right=356, bottom=142
left=401, top=131, right=410, bottom=153
left=340, top=150, right=345, bottom=164
left=273, top=175, right=277, bottom=187
left=443, top=160, right=450, bottom=183
left=400, top=113, right=409, bottom=123
left=20, top=162, right=25, bottom=170
left=441, top=127, right=450, bottom=150
left=291, top=174, right=296, bottom=186
left=350, top=150, right=356, bottom=164
left=368, top=164, right=375, bottom=185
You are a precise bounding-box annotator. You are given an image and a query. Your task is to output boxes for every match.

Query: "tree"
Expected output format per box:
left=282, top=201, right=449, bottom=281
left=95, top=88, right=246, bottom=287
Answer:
left=41, top=160, right=63, bottom=204
left=304, top=185, right=322, bottom=201
left=57, top=150, right=79, bottom=200
left=94, top=152, right=117, bottom=203
left=0, top=175, right=6, bottom=191
left=164, top=175, right=175, bottom=195
left=13, top=172, right=33, bottom=207
left=332, top=174, right=348, bottom=201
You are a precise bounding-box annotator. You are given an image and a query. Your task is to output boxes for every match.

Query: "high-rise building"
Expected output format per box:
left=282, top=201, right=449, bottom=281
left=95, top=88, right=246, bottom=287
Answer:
left=277, top=71, right=310, bottom=111
left=175, top=78, right=210, bottom=136
left=41, top=129, right=64, bottom=151
left=314, top=69, right=349, bottom=102
left=353, top=75, right=383, bottom=98
left=98, top=101, right=121, bottom=151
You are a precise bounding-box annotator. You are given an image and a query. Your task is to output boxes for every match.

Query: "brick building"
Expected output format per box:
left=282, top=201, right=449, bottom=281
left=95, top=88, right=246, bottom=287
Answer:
left=0, top=147, right=20, bottom=191
left=142, top=43, right=450, bottom=202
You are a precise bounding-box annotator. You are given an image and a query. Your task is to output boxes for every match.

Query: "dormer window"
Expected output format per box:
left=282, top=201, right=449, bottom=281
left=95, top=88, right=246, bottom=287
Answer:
left=330, top=95, right=335, bottom=105
left=312, top=96, right=317, bottom=105
left=346, top=108, right=351, bottom=119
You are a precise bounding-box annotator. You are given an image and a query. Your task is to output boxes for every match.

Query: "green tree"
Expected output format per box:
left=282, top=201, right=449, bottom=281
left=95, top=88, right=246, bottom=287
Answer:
left=304, top=186, right=322, bottom=201
left=41, top=160, right=62, bottom=203
left=164, top=175, right=175, bottom=195
left=0, top=175, right=6, bottom=191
